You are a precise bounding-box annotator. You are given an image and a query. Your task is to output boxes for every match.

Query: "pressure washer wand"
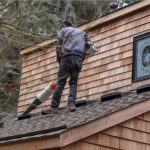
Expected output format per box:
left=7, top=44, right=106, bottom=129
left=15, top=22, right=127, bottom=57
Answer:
left=20, top=81, right=56, bottom=117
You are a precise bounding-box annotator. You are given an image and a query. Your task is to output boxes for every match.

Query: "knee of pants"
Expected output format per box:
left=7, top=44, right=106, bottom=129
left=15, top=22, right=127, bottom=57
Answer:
left=58, top=78, right=67, bottom=86
left=69, top=78, right=78, bottom=86
left=69, top=72, right=80, bottom=85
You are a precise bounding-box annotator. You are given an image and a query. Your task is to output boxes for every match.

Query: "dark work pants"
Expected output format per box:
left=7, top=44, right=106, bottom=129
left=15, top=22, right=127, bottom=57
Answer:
left=51, top=55, right=83, bottom=108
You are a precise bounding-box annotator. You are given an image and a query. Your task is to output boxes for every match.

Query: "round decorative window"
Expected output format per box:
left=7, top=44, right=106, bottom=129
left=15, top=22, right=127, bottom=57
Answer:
left=142, top=45, right=150, bottom=67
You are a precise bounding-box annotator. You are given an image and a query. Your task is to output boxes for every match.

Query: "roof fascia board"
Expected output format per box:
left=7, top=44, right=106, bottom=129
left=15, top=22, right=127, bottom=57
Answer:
left=0, top=125, right=67, bottom=142
left=0, top=135, right=60, bottom=150
left=21, top=38, right=56, bottom=55
left=21, top=0, right=150, bottom=56
left=60, top=98, right=150, bottom=147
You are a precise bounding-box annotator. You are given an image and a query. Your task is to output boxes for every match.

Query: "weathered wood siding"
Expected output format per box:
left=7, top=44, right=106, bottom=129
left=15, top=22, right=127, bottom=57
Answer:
left=18, top=7, right=150, bottom=114
left=62, top=111, right=150, bottom=150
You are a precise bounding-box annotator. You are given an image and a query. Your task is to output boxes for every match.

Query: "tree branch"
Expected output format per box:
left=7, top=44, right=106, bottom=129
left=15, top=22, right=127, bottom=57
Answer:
left=0, top=0, right=16, bottom=12
left=1, top=22, right=51, bottom=39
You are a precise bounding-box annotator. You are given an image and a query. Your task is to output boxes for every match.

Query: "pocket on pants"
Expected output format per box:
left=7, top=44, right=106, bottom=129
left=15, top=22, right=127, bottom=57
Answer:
left=75, top=59, right=83, bottom=71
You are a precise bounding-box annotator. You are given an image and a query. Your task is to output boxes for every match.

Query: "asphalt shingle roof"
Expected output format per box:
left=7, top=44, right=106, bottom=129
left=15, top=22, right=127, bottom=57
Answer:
left=0, top=90, right=150, bottom=143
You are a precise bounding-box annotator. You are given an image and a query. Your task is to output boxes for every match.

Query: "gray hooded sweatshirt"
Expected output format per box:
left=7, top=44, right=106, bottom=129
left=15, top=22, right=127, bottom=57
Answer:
left=57, top=27, right=88, bottom=59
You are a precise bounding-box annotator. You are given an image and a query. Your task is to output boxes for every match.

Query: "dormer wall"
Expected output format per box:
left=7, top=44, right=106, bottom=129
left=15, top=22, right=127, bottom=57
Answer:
left=18, top=2, right=150, bottom=114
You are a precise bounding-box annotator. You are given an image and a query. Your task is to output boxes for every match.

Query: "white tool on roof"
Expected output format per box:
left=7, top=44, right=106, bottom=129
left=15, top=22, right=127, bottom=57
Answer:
left=20, top=81, right=56, bottom=117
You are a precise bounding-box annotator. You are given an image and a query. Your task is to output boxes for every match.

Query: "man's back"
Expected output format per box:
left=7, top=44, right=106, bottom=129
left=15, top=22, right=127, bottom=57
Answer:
left=57, top=27, right=86, bottom=58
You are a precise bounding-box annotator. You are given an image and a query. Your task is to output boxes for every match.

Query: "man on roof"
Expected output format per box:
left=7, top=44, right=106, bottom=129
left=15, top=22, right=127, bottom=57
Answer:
left=48, top=20, right=89, bottom=113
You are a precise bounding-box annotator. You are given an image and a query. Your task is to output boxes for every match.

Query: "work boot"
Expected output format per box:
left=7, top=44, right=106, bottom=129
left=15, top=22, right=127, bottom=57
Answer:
left=69, top=102, right=76, bottom=112
left=43, top=107, right=58, bottom=114
left=50, top=107, right=59, bottom=113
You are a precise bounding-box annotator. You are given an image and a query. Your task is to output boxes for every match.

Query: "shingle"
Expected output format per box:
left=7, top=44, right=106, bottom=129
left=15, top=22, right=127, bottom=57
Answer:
left=0, top=90, right=150, bottom=142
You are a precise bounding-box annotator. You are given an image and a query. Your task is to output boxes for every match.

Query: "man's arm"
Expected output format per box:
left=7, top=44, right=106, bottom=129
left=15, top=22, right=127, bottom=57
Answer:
left=85, top=33, right=93, bottom=44
left=56, top=38, right=63, bottom=64
left=56, top=28, right=69, bottom=63
left=84, top=33, right=97, bottom=57
left=85, top=33, right=90, bottom=43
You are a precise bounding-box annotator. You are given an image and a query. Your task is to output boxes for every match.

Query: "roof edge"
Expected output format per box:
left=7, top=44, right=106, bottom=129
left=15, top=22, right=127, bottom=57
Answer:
left=0, top=135, right=60, bottom=150
left=0, top=125, right=67, bottom=143
left=21, top=0, right=150, bottom=56
left=60, top=98, right=150, bottom=147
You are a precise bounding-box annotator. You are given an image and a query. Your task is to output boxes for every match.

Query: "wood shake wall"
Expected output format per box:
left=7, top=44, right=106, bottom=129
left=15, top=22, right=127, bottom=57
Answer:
left=61, top=111, right=150, bottom=150
left=18, top=7, right=150, bottom=114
